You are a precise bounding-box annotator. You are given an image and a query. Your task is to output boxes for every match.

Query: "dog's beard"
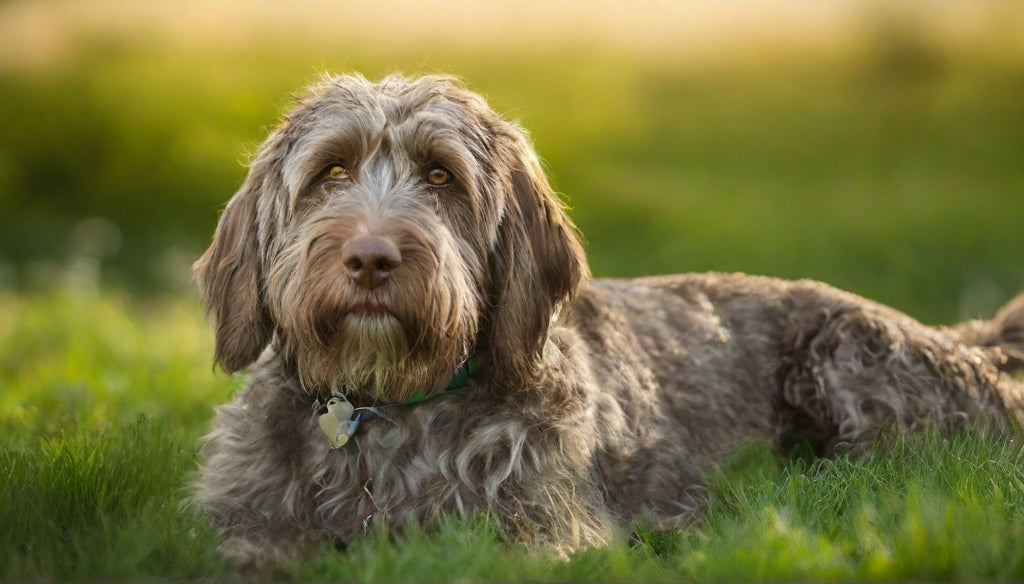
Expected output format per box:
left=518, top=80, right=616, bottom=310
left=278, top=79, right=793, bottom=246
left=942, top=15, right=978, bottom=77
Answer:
left=278, top=273, right=479, bottom=404
left=291, top=311, right=445, bottom=403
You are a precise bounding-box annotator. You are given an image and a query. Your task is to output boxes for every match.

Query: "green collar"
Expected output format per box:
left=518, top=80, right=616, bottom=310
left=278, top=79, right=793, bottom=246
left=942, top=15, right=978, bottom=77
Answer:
left=315, top=359, right=476, bottom=449
left=402, top=359, right=476, bottom=405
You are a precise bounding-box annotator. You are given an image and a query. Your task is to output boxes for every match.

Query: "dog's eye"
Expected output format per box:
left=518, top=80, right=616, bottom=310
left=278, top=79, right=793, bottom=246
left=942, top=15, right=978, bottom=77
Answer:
left=426, top=167, right=451, bottom=187
left=324, top=165, right=350, bottom=181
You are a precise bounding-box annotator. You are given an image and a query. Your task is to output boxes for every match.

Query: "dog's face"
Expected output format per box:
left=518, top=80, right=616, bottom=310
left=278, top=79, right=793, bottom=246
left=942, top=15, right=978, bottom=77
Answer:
left=194, top=74, right=588, bottom=402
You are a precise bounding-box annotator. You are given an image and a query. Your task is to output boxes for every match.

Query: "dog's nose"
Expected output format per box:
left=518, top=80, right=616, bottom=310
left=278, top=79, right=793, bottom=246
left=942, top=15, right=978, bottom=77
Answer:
left=341, top=235, right=402, bottom=290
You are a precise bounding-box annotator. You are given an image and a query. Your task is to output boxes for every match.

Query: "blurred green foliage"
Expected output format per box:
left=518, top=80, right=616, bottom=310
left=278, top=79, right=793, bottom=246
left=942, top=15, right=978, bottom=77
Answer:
left=1, top=25, right=1022, bottom=322
left=0, top=289, right=230, bottom=441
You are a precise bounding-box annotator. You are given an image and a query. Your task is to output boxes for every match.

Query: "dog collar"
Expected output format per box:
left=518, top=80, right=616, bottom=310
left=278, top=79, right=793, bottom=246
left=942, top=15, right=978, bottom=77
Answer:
left=403, top=359, right=475, bottom=404
left=314, top=359, right=475, bottom=448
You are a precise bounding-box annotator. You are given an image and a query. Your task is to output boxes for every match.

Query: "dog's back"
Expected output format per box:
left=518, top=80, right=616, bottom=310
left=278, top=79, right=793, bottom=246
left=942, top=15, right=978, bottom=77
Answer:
left=571, top=273, right=1024, bottom=457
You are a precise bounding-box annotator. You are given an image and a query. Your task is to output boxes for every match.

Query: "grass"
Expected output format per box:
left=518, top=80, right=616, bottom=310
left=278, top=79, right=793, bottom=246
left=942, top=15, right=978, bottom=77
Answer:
left=0, top=288, right=231, bottom=441
left=689, top=435, right=1024, bottom=581
left=1, top=419, right=227, bottom=580
left=3, top=287, right=1024, bottom=581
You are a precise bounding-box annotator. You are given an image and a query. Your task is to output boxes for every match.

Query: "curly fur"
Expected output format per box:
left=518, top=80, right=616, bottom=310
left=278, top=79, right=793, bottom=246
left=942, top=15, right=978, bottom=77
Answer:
left=192, top=73, right=1024, bottom=566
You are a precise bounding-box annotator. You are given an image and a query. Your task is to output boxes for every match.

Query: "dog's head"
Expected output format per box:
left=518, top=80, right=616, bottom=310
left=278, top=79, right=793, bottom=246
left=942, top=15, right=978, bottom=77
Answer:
left=194, top=74, right=588, bottom=402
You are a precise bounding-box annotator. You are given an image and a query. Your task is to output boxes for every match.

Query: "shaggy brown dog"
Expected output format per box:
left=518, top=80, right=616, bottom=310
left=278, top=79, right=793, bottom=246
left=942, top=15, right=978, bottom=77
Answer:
left=193, top=73, right=1024, bottom=565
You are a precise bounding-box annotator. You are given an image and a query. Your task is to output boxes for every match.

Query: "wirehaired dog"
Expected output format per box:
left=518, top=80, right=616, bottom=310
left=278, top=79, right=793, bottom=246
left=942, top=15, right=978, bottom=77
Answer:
left=193, top=73, right=1024, bottom=565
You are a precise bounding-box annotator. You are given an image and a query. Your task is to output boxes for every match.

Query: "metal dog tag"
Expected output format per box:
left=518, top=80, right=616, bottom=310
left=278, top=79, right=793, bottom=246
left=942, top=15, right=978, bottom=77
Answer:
left=318, top=395, right=357, bottom=448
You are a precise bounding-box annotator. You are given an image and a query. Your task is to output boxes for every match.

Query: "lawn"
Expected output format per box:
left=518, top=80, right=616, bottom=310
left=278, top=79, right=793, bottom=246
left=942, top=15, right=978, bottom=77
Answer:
left=2, top=2, right=1024, bottom=580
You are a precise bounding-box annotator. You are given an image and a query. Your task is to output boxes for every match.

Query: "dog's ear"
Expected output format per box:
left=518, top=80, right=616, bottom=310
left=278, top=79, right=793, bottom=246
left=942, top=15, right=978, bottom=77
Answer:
left=193, top=171, right=275, bottom=373
left=486, top=131, right=590, bottom=387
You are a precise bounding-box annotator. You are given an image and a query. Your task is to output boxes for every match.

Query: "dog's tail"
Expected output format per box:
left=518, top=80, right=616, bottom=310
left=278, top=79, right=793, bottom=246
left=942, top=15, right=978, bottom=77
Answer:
left=952, top=292, right=1024, bottom=374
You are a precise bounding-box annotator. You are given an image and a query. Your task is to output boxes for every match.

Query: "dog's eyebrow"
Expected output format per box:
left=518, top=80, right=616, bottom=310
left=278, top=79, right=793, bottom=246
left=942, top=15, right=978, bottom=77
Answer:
left=282, top=106, right=386, bottom=199
left=395, top=113, right=481, bottom=181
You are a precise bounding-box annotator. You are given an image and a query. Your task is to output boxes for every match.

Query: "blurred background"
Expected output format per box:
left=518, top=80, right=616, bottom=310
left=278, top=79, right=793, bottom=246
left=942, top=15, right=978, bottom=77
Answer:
left=1, top=0, right=1022, bottom=322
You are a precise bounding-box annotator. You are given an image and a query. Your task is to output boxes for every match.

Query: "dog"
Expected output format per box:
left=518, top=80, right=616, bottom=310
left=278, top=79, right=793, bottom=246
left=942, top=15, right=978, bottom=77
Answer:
left=192, top=73, right=1024, bottom=566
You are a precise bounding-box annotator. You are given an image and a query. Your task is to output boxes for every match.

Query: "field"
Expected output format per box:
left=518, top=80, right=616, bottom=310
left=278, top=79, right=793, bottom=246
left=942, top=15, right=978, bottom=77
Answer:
left=2, top=0, right=1024, bottom=580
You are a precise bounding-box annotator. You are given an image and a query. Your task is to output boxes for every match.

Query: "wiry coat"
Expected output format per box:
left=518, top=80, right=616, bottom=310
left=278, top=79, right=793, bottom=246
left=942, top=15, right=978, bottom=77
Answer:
left=192, top=73, right=1024, bottom=566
